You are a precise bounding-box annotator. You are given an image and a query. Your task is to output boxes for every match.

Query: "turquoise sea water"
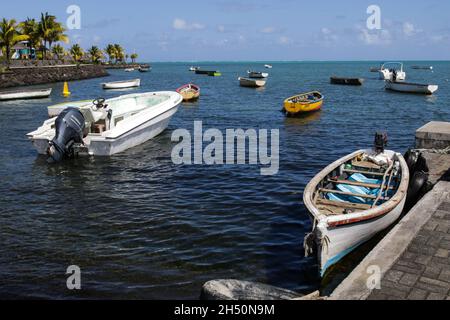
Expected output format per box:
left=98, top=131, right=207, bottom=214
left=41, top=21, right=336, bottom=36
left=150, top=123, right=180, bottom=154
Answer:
left=0, top=61, right=449, bottom=299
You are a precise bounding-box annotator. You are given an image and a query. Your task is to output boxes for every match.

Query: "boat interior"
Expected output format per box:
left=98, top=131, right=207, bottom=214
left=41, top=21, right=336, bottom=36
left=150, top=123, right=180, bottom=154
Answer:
left=289, top=92, right=322, bottom=103
left=312, top=152, right=402, bottom=216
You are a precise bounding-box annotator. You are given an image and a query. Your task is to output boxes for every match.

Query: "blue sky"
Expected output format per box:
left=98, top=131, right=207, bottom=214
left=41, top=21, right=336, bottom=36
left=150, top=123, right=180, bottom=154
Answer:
left=2, top=0, right=450, bottom=61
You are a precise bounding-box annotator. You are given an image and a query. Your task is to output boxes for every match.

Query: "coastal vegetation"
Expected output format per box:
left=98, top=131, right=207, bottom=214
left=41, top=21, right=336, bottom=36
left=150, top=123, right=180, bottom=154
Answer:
left=0, top=13, right=140, bottom=67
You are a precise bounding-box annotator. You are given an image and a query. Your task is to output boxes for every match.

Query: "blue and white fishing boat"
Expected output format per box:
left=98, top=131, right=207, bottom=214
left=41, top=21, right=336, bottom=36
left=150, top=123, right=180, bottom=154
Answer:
left=303, top=136, right=409, bottom=277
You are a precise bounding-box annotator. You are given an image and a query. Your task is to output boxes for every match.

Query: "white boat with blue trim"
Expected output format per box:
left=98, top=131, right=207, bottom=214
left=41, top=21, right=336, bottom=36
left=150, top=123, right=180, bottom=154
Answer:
left=27, top=91, right=182, bottom=162
left=303, top=139, right=409, bottom=277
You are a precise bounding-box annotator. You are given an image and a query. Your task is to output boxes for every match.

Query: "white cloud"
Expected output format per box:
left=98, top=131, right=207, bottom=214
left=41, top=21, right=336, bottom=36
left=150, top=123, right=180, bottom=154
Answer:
left=403, top=22, right=415, bottom=37
left=358, top=27, right=391, bottom=45
left=261, top=26, right=275, bottom=34
left=173, top=18, right=205, bottom=31
left=279, top=36, right=291, bottom=45
left=217, top=25, right=225, bottom=32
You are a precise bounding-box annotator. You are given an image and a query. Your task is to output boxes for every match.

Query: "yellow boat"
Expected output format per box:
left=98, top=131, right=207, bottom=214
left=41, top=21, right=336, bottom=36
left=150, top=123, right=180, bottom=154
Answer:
left=283, top=91, right=323, bottom=116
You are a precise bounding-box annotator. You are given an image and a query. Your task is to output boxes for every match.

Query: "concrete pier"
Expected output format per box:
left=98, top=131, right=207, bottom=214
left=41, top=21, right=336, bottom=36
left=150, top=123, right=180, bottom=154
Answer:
left=331, top=122, right=450, bottom=300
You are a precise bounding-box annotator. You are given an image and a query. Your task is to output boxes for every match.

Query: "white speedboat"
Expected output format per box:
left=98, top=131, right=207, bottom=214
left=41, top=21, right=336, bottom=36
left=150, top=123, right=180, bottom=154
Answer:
left=27, top=91, right=182, bottom=162
left=379, top=62, right=406, bottom=81
left=385, top=80, right=438, bottom=95
left=124, top=68, right=135, bottom=72
left=102, top=79, right=141, bottom=90
left=0, top=88, right=52, bottom=101
left=189, top=66, right=200, bottom=71
left=247, top=70, right=269, bottom=79
left=264, top=64, right=273, bottom=69
left=47, top=100, right=93, bottom=117
left=238, top=77, right=266, bottom=88
left=303, top=144, right=409, bottom=277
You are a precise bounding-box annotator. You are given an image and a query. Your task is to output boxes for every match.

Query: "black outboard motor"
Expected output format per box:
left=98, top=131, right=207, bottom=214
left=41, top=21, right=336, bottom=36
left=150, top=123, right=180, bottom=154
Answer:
left=374, top=132, right=388, bottom=154
left=47, top=107, right=85, bottom=163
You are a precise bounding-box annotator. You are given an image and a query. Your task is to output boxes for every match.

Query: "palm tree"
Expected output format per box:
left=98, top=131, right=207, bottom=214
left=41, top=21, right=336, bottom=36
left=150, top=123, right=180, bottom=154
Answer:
left=38, top=12, right=68, bottom=59
left=0, top=18, right=29, bottom=63
left=70, top=44, right=83, bottom=62
left=105, top=44, right=116, bottom=63
left=130, top=53, right=138, bottom=64
left=19, top=18, right=40, bottom=57
left=51, top=44, right=65, bottom=60
left=113, top=44, right=125, bottom=63
left=88, top=46, right=103, bottom=64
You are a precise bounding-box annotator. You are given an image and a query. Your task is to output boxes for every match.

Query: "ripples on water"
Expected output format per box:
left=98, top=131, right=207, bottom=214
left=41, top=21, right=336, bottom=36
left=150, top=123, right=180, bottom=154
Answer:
left=0, top=62, right=449, bottom=299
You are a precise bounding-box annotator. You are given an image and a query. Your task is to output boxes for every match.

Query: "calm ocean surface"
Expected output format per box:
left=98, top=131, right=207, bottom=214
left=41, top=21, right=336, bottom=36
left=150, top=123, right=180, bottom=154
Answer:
left=0, top=61, right=449, bottom=299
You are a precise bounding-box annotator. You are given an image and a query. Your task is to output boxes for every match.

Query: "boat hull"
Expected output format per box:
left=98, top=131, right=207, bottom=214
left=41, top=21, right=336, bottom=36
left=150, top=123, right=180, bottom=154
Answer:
left=330, top=77, right=364, bottom=86
left=0, top=88, right=52, bottom=101
left=248, top=72, right=269, bottom=79
left=238, top=77, right=266, bottom=88
left=385, top=81, right=438, bottom=95
left=102, top=79, right=140, bottom=89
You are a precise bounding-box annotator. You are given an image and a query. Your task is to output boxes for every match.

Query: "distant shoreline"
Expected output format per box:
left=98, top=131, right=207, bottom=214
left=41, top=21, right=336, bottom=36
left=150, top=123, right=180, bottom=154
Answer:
left=0, top=64, right=109, bottom=89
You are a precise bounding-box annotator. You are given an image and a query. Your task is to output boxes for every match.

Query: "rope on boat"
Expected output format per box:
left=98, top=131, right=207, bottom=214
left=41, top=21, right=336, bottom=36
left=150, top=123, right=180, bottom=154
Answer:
left=372, top=161, right=394, bottom=208
left=304, top=218, right=318, bottom=257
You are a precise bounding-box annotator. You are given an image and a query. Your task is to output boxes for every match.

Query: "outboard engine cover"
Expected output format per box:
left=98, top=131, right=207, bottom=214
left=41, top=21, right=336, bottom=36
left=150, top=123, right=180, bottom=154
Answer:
left=48, top=107, right=85, bottom=163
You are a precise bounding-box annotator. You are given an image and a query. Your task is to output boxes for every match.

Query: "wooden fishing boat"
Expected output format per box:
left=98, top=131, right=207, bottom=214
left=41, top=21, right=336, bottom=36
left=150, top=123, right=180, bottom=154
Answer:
left=283, top=91, right=323, bottom=116
left=330, top=76, right=364, bottom=86
left=303, top=142, right=409, bottom=277
left=238, top=77, right=266, bottom=88
left=0, top=88, right=52, bottom=101
left=195, top=69, right=221, bottom=76
left=385, top=80, right=438, bottom=95
left=102, top=79, right=141, bottom=89
left=247, top=70, right=269, bottom=79
left=138, top=66, right=151, bottom=72
left=176, top=83, right=200, bottom=101
left=411, top=65, right=433, bottom=70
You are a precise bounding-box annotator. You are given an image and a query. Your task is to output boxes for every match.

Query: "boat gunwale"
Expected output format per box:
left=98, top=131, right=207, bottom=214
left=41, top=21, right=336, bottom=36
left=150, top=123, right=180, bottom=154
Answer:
left=303, top=149, right=409, bottom=228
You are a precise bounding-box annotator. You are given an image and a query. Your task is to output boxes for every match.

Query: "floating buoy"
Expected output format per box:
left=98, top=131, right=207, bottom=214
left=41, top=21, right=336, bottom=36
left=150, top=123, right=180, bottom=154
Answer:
left=62, top=82, right=71, bottom=97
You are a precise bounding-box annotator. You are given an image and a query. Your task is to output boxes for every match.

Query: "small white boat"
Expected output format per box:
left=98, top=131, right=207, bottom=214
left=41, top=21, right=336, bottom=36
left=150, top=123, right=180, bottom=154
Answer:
left=27, top=91, right=182, bottom=162
left=0, top=88, right=52, bottom=101
left=189, top=66, right=200, bottom=71
left=385, top=80, right=438, bottom=95
left=303, top=144, right=409, bottom=277
left=247, top=70, right=269, bottom=79
left=238, top=77, right=266, bottom=88
left=47, top=100, right=93, bottom=117
left=124, top=68, right=135, bottom=72
left=264, top=64, right=273, bottom=69
left=379, top=62, right=406, bottom=81
left=102, top=79, right=141, bottom=90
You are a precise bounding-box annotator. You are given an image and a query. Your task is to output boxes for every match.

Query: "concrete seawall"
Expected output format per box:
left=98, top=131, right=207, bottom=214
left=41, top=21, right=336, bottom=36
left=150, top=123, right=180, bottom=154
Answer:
left=0, top=64, right=109, bottom=89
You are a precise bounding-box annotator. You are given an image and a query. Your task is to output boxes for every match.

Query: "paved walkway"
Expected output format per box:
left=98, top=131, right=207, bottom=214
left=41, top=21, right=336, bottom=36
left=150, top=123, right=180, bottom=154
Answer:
left=368, top=199, right=450, bottom=300
left=331, top=181, right=450, bottom=300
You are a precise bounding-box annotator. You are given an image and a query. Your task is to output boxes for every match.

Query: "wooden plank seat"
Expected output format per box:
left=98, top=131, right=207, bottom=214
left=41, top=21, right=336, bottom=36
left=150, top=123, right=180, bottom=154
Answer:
left=343, top=168, right=386, bottom=177
left=316, top=198, right=372, bottom=210
left=327, top=178, right=394, bottom=190
left=319, top=188, right=389, bottom=201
